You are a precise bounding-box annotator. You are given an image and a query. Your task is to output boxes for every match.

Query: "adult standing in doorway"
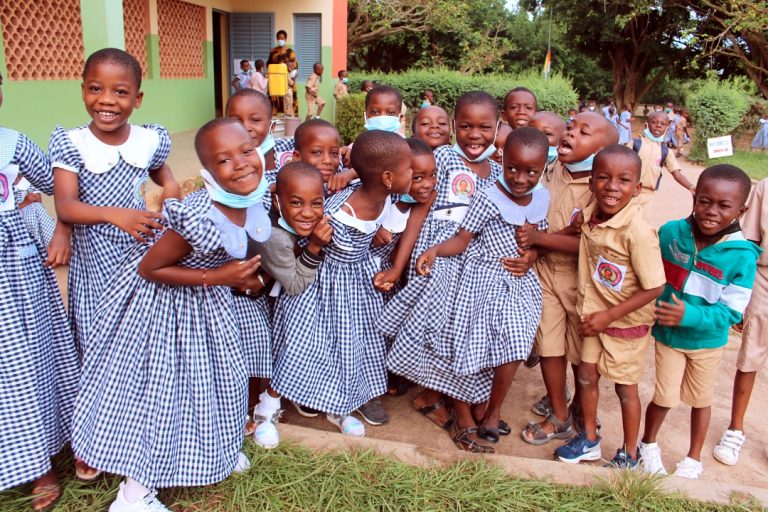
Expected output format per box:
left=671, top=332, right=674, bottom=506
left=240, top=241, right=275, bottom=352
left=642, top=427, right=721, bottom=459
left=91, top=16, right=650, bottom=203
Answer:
left=268, top=30, right=298, bottom=116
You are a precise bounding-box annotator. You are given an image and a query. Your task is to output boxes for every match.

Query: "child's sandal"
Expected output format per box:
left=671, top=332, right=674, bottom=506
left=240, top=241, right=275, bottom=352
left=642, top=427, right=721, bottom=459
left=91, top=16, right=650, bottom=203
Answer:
left=450, top=425, right=495, bottom=454
left=520, top=413, right=575, bottom=445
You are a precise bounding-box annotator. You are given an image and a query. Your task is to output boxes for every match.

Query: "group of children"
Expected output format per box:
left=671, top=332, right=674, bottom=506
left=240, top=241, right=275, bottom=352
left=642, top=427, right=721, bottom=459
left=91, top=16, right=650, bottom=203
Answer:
left=2, top=48, right=766, bottom=512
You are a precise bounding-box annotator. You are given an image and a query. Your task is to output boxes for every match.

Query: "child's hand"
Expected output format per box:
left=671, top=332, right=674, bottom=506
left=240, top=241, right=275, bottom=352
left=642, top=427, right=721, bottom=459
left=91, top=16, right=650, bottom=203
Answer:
left=307, top=215, right=333, bottom=255
left=373, top=267, right=402, bottom=292
left=340, top=145, right=352, bottom=167
left=46, top=221, right=72, bottom=268
left=416, top=247, right=438, bottom=276
left=732, top=321, right=744, bottom=333
left=655, top=293, right=686, bottom=327
left=327, top=170, right=357, bottom=193
left=515, top=223, right=539, bottom=249
left=372, top=227, right=393, bottom=247
left=501, top=247, right=538, bottom=276
left=111, top=208, right=164, bottom=242
left=210, top=255, right=262, bottom=290
left=580, top=311, right=613, bottom=337
left=569, top=210, right=585, bottom=232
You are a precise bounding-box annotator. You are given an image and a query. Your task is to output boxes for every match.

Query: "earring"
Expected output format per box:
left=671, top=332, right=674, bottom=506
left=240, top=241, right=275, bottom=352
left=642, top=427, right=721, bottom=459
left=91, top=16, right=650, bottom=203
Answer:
left=387, top=184, right=392, bottom=190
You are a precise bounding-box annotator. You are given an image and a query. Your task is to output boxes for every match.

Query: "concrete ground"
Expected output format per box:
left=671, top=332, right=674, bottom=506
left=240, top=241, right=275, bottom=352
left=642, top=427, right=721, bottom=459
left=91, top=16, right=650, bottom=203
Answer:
left=51, top=129, right=768, bottom=501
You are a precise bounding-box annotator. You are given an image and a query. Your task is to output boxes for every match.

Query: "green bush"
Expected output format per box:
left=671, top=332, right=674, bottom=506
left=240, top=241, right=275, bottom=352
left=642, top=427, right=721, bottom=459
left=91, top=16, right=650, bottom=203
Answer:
left=685, top=80, right=750, bottom=161
left=335, top=93, right=366, bottom=145
left=349, top=68, right=578, bottom=118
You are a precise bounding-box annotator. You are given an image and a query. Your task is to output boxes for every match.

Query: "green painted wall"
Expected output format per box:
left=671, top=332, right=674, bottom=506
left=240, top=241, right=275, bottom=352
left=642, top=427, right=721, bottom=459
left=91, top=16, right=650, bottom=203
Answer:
left=81, top=0, right=126, bottom=54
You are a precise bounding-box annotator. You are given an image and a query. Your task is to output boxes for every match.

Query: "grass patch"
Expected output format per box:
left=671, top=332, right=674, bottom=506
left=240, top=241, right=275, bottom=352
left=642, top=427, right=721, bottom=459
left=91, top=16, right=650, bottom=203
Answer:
left=0, top=444, right=762, bottom=511
left=692, top=150, right=768, bottom=181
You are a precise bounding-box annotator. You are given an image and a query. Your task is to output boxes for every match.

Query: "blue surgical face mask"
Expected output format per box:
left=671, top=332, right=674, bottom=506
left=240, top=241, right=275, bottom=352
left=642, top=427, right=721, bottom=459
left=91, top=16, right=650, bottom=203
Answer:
left=451, top=120, right=499, bottom=163
left=498, top=169, right=546, bottom=196
left=260, top=122, right=276, bottom=155
left=547, top=145, right=558, bottom=164
left=364, top=114, right=401, bottom=133
left=400, top=193, right=419, bottom=204
left=200, top=148, right=268, bottom=208
left=643, top=127, right=665, bottom=143
left=277, top=40, right=286, bottom=47
left=342, top=77, right=349, bottom=84
left=277, top=215, right=298, bottom=235
left=563, top=153, right=595, bottom=173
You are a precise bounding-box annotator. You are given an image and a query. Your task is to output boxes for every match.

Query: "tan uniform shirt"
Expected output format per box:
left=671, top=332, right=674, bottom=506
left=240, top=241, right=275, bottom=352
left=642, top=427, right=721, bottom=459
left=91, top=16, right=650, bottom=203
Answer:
left=627, top=134, right=681, bottom=192
left=742, top=178, right=768, bottom=275
left=333, top=81, right=348, bottom=100
left=305, top=73, right=320, bottom=97
left=577, top=200, right=666, bottom=328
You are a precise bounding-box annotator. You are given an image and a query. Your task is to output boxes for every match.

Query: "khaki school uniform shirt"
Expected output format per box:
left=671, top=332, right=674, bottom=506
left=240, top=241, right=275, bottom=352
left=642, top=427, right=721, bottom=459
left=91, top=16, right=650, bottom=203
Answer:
left=627, top=134, right=681, bottom=192
left=742, top=178, right=768, bottom=275
left=305, top=73, right=320, bottom=97
left=577, top=200, right=666, bottom=328
left=333, top=81, right=348, bottom=100
left=540, top=161, right=593, bottom=267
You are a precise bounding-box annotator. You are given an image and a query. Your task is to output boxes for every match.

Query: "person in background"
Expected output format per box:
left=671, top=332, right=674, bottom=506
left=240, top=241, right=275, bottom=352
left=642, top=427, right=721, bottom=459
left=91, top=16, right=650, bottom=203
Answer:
left=305, top=63, right=326, bottom=121
left=231, top=60, right=253, bottom=92
left=249, top=59, right=268, bottom=95
left=334, top=70, right=349, bottom=101
left=267, top=30, right=298, bottom=116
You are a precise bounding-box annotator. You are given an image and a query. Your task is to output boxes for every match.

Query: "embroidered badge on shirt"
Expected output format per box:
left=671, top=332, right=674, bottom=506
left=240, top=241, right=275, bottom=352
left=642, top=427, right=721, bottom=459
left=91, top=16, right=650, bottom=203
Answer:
left=450, top=171, right=476, bottom=202
left=132, top=176, right=148, bottom=204
left=277, top=151, right=293, bottom=169
left=0, top=164, right=20, bottom=212
left=593, top=255, right=627, bottom=292
left=669, top=239, right=690, bottom=264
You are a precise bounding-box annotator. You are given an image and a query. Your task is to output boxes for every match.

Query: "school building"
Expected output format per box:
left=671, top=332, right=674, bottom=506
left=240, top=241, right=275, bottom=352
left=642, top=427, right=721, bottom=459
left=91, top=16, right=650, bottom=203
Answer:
left=0, top=0, right=348, bottom=147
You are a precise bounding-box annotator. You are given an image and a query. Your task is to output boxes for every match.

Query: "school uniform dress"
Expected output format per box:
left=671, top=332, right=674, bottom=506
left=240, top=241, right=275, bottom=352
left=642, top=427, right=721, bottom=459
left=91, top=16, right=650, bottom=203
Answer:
left=450, top=185, right=548, bottom=375
left=370, top=202, right=411, bottom=302
left=15, top=188, right=56, bottom=247
left=72, top=189, right=267, bottom=489
left=378, top=146, right=501, bottom=404
left=270, top=186, right=390, bottom=415
left=618, top=111, right=632, bottom=145
left=48, top=124, right=171, bottom=356
left=0, top=128, right=80, bottom=490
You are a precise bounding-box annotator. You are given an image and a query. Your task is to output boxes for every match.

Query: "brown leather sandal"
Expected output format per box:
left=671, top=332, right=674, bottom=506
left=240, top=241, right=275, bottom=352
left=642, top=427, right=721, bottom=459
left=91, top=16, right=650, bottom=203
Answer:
left=414, top=398, right=456, bottom=432
left=450, top=424, right=496, bottom=454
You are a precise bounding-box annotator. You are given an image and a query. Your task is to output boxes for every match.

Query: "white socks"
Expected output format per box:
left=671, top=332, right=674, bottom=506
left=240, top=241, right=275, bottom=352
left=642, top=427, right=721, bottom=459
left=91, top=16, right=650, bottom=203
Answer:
left=254, top=390, right=281, bottom=417
left=123, top=477, right=151, bottom=503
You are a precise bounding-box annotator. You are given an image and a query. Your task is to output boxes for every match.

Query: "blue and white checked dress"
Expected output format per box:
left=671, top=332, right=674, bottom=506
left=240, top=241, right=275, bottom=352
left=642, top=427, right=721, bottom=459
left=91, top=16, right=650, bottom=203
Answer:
left=270, top=186, right=390, bottom=415
left=72, top=190, right=256, bottom=489
left=378, top=146, right=501, bottom=404
left=48, top=124, right=171, bottom=356
left=0, top=128, right=79, bottom=490
left=448, top=184, right=548, bottom=375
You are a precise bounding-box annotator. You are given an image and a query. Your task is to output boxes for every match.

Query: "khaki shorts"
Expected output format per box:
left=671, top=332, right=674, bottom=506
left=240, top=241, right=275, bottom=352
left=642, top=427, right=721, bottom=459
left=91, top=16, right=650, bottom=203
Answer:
left=737, top=270, right=768, bottom=373
left=652, top=342, right=723, bottom=408
left=534, top=260, right=582, bottom=364
left=305, top=94, right=326, bottom=115
left=581, top=331, right=651, bottom=385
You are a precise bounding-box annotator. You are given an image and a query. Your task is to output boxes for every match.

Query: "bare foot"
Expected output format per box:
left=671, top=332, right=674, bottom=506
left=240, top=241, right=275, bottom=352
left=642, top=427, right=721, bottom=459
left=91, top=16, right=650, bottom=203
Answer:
left=74, top=458, right=101, bottom=481
left=31, top=469, right=60, bottom=511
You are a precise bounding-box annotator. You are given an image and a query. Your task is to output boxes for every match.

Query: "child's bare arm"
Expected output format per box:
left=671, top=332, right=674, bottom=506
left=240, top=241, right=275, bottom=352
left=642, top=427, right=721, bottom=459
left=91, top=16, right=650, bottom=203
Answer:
left=669, top=168, right=696, bottom=195
left=581, top=285, right=664, bottom=336
left=149, top=163, right=181, bottom=202
left=523, top=230, right=580, bottom=254
left=54, top=168, right=163, bottom=241
left=416, top=228, right=473, bottom=275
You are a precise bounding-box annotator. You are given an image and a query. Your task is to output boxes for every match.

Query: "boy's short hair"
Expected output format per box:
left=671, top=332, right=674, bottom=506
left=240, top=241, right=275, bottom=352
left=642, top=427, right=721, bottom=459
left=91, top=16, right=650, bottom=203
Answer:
left=405, top=137, right=433, bottom=157
left=361, top=80, right=374, bottom=91
left=505, top=126, right=548, bottom=155
left=194, top=117, right=241, bottom=163
left=698, top=164, right=752, bottom=205
left=350, top=130, right=409, bottom=182
left=593, top=144, right=642, bottom=182
left=254, top=59, right=264, bottom=69
left=83, top=48, right=142, bottom=88
left=240, top=59, right=249, bottom=66
left=294, top=119, right=339, bottom=151
left=647, top=111, right=670, bottom=124
left=455, top=91, right=499, bottom=119
left=337, top=69, right=347, bottom=78
left=364, top=85, right=403, bottom=110
left=503, top=87, right=538, bottom=109
left=276, top=161, right=323, bottom=193
left=313, top=62, right=323, bottom=70
left=225, top=88, right=272, bottom=114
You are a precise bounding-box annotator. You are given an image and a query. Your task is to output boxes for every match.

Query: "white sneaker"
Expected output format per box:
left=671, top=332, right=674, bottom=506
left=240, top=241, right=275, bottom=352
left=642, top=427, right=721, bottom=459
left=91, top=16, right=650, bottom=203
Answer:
left=638, top=441, right=668, bottom=475
left=232, top=451, right=251, bottom=474
left=713, top=429, right=745, bottom=466
left=326, top=413, right=365, bottom=437
left=252, top=409, right=282, bottom=449
left=109, top=482, right=171, bottom=512
left=673, top=456, right=703, bottom=479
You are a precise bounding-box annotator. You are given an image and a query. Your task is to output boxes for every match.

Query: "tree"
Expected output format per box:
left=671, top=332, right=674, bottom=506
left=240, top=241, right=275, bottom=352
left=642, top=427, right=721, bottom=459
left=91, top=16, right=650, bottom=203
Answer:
left=682, top=0, right=768, bottom=98
left=347, top=0, right=432, bottom=52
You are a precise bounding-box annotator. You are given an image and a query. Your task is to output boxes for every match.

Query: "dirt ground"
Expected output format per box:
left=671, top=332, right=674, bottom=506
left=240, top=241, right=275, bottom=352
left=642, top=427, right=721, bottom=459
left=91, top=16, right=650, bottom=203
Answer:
left=51, top=130, right=768, bottom=492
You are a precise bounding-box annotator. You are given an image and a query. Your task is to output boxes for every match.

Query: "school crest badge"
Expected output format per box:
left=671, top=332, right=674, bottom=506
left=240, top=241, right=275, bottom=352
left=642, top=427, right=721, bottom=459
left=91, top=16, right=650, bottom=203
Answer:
left=593, top=255, right=626, bottom=292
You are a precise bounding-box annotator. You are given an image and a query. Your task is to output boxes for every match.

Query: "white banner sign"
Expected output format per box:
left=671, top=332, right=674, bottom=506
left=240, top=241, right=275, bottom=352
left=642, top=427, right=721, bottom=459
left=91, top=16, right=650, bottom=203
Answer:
left=707, top=135, right=734, bottom=159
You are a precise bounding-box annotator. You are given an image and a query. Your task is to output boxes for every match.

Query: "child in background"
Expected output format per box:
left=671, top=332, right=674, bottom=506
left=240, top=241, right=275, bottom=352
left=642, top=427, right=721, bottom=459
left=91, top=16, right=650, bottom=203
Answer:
left=491, top=123, right=513, bottom=165
left=305, top=62, right=326, bottom=121
left=640, top=165, right=760, bottom=479
left=226, top=88, right=286, bottom=173
left=270, top=130, right=412, bottom=437
left=553, top=146, right=665, bottom=467
left=249, top=60, right=269, bottom=95
left=248, top=162, right=333, bottom=449
left=530, top=111, right=566, bottom=183
left=608, top=107, right=619, bottom=129
left=73, top=118, right=269, bottom=512
left=674, top=108, right=689, bottom=157
left=751, top=115, right=768, bottom=150
left=284, top=61, right=297, bottom=118
left=617, top=103, right=633, bottom=145
left=628, top=111, right=695, bottom=214
left=713, top=176, right=768, bottom=466
left=51, top=48, right=178, bottom=359
left=333, top=70, right=349, bottom=101
left=361, top=80, right=374, bottom=93
left=566, top=108, right=577, bottom=127
left=503, top=87, right=537, bottom=129
left=412, top=106, right=451, bottom=150
left=420, top=89, right=435, bottom=109
left=519, top=112, right=618, bottom=446
left=379, top=91, right=511, bottom=453
left=415, top=127, right=550, bottom=447
left=15, top=179, right=56, bottom=247
left=0, top=72, right=80, bottom=511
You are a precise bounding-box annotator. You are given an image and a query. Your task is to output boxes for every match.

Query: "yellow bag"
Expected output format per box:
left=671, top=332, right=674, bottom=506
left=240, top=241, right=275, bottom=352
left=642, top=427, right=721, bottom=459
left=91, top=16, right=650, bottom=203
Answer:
left=268, top=64, right=288, bottom=96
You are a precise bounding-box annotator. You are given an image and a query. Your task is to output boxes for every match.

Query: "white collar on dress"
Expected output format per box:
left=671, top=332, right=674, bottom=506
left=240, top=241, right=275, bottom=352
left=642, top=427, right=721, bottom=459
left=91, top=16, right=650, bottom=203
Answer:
left=67, top=125, right=160, bottom=174
left=332, top=196, right=392, bottom=234
left=484, top=183, right=550, bottom=225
